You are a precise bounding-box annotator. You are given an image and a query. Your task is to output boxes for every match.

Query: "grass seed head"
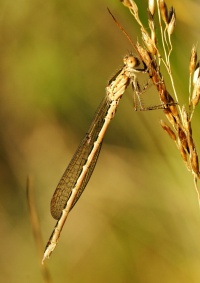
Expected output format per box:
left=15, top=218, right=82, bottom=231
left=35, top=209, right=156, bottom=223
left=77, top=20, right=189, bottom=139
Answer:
left=148, top=11, right=156, bottom=44
left=189, top=45, right=197, bottom=75
left=136, top=43, right=152, bottom=67
left=167, top=7, right=176, bottom=35
left=192, top=77, right=200, bottom=107
left=193, top=63, right=200, bottom=85
left=182, top=106, right=192, bottom=135
left=188, top=135, right=195, bottom=152
left=178, top=126, right=189, bottom=151
left=191, top=148, right=199, bottom=174
left=121, top=0, right=138, bottom=14
left=159, top=0, right=168, bottom=25
left=120, top=0, right=132, bottom=9
left=160, top=120, right=176, bottom=140
left=178, top=142, right=188, bottom=163
left=148, top=0, right=155, bottom=16
left=142, top=30, right=157, bottom=55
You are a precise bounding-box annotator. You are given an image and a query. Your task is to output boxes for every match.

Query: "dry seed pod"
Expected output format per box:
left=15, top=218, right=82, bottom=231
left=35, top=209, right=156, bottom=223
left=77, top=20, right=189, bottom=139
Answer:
left=191, top=89, right=200, bottom=107
left=148, top=11, right=156, bottom=44
left=178, top=141, right=188, bottom=163
left=160, top=90, right=169, bottom=104
left=148, top=9, right=154, bottom=27
left=189, top=46, right=197, bottom=75
left=159, top=0, right=168, bottom=25
left=178, top=126, right=189, bottom=151
left=182, top=106, right=192, bottom=135
left=167, top=7, right=176, bottom=35
left=163, top=109, right=176, bottom=127
left=170, top=106, right=179, bottom=120
left=168, top=103, right=179, bottom=119
left=191, top=77, right=200, bottom=107
left=191, top=148, right=199, bottom=174
left=160, top=90, right=179, bottom=119
left=151, top=27, right=156, bottom=45
left=188, top=134, right=195, bottom=152
left=120, top=0, right=132, bottom=9
left=168, top=7, right=175, bottom=23
left=121, top=0, right=138, bottom=13
left=160, top=90, right=178, bottom=119
left=136, top=43, right=152, bottom=67
left=148, top=0, right=155, bottom=16
left=160, top=120, right=176, bottom=140
left=193, top=63, right=200, bottom=85
left=142, top=29, right=157, bottom=55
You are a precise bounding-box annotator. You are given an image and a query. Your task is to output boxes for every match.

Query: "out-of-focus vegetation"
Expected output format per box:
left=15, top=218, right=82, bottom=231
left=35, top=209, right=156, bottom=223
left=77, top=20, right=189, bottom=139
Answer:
left=1, top=1, right=200, bottom=282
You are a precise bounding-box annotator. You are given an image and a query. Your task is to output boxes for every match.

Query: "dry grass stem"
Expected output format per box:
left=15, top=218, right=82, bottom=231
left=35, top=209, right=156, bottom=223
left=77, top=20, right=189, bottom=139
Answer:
left=26, top=176, right=52, bottom=282
left=120, top=0, right=200, bottom=204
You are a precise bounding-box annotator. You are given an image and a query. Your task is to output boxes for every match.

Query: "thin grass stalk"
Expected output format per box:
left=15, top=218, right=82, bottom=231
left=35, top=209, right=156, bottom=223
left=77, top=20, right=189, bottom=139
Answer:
left=120, top=0, right=200, bottom=205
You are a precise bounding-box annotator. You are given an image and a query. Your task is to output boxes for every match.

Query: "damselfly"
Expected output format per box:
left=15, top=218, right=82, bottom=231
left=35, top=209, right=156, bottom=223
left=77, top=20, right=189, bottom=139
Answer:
left=42, top=54, right=147, bottom=263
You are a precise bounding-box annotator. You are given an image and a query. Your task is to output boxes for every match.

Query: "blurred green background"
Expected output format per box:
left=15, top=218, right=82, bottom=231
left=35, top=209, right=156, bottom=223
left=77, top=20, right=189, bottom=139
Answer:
left=1, top=0, right=200, bottom=282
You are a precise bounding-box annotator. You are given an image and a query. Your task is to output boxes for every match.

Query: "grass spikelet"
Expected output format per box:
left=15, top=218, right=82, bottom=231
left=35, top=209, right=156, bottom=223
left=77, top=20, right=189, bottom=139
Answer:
left=120, top=0, right=200, bottom=205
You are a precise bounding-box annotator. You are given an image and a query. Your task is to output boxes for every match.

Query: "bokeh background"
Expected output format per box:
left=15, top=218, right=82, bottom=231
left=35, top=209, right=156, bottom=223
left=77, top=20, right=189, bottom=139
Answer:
left=1, top=0, right=200, bottom=282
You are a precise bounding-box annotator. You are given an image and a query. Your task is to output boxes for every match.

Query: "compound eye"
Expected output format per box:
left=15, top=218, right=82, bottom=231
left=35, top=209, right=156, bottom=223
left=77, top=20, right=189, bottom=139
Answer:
left=124, top=56, right=140, bottom=68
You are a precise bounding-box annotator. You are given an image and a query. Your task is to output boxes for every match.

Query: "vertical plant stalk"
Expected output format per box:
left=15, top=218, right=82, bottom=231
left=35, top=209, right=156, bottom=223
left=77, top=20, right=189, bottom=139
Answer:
left=27, top=176, right=52, bottom=282
left=120, top=0, right=200, bottom=203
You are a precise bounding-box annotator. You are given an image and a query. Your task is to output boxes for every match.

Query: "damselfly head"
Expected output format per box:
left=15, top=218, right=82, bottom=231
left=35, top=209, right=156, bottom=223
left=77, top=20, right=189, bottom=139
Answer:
left=123, top=55, right=140, bottom=68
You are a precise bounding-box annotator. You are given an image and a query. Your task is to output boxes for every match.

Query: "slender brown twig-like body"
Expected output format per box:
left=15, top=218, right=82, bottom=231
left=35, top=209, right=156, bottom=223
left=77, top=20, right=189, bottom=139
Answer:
left=42, top=55, right=144, bottom=263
